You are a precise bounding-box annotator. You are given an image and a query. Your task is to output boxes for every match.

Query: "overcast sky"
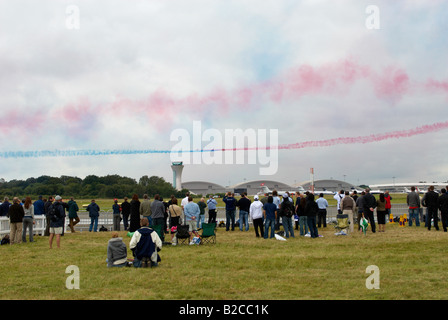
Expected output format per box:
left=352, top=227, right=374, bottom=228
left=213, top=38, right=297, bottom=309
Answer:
left=1, top=0, right=447, bottom=188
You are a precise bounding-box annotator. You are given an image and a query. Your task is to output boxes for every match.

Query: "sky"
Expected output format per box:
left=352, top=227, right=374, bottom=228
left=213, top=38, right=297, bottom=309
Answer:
left=1, top=0, right=448, bottom=188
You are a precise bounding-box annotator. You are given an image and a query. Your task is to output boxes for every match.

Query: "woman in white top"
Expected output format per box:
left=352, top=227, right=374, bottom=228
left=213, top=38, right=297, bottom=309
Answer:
left=22, top=196, right=35, bottom=243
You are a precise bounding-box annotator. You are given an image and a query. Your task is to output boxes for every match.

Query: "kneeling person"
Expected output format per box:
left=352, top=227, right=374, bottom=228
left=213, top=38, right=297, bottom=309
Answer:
left=130, top=218, right=162, bottom=268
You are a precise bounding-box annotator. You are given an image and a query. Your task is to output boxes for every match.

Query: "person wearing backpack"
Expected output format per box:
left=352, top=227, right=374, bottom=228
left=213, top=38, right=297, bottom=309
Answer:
left=279, top=193, right=295, bottom=238
left=49, top=195, right=65, bottom=249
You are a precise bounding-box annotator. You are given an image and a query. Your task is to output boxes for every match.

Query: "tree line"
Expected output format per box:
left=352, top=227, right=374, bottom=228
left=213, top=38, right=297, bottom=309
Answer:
left=0, top=174, right=189, bottom=199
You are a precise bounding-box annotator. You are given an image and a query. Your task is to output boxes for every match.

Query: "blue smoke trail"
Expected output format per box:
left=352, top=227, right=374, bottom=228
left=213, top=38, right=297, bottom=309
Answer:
left=0, top=148, right=217, bottom=158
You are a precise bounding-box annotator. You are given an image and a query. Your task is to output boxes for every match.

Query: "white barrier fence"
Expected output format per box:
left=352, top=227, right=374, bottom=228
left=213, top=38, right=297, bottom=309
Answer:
left=0, top=215, right=47, bottom=237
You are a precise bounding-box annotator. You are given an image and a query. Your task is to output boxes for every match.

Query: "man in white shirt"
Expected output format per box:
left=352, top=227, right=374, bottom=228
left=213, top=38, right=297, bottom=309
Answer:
left=249, top=195, right=264, bottom=238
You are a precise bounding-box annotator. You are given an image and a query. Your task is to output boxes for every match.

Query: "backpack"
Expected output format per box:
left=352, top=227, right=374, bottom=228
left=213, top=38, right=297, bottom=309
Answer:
left=281, top=201, right=293, bottom=217
left=1, top=234, right=10, bottom=245
left=48, top=204, right=59, bottom=222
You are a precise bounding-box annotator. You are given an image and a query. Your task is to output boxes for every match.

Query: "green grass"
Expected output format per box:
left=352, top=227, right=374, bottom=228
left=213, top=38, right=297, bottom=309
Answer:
left=1, top=220, right=448, bottom=300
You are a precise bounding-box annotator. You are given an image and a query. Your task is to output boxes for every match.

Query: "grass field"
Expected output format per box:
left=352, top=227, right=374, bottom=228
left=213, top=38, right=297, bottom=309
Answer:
left=1, top=216, right=448, bottom=300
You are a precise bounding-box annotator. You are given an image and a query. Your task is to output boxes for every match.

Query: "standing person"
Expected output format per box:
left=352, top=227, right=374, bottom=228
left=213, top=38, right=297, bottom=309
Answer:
left=351, top=190, right=359, bottom=203
left=121, top=197, right=130, bottom=231
left=168, top=198, right=182, bottom=243
left=437, top=188, right=448, bottom=232
left=263, top=196, right=277, bottom=239
left=376, top=193, right=387, bottom=232
left=197, top=197, right=207, bottom=230
left=67, top=197, right=80, bottom=233
left=423, top=186, right=440, bottom=231
left=44, top=196, right=54, bottom=236
left=207, top=195, right=218, bottom=224
left=362, top=188, right=377, bottom=233
left=296, top=192, right=308, bottom=236
left=249, top=195, right=264, bottom=238
left=340, top=191, right=356, bottom=234
left=0, top=197, right=10, bottom=216
left=139, top=194, right=152, bottom=226
left=356, top=191, right=365, bottom=231
left=107, top=232, right=128, bottom=268
left=150, top=194, right=166, bottom=242
left=86, top=199, right=100, bottom=232
left=272, top=190, right=281, bottom=230
left=112, top=199, right=121, bottom=231
left=279, top=193, right=295, bottom=238
left=237, top=192, right=251, bottom=232
left=334, top=190, right=345, bottom=214
left=183, top=196, right=200, bottom=244
left=8, top=197, right=25, bottom=244
left=305, top=193, right=319, bottom=238
left=48, top=196, right=65, bottom=249
left=384, top=190, right=392, bottom=218
left=129, top=194, right=141, bottom=233
left=407, top=186, right=421, bottom=227
left=316, top=193, right=329, bottom=229
left=181, top=192, right=190, bottom=211
left=223, top=192, right=237, bottom=231
left=22, top=196, right=35, bottom=243
left=33, top=195, right=45, bottom=216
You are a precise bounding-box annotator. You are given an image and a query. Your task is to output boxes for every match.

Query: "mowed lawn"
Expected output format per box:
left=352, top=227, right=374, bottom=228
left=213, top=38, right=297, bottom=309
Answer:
left=1, top=219, right=448, bottom=300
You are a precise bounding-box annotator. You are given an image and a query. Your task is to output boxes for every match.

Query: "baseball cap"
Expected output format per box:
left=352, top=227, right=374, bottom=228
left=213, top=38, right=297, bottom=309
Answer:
left=254, top=195, right=259, bottom=200
left=55, top=195, right=62, bottom=201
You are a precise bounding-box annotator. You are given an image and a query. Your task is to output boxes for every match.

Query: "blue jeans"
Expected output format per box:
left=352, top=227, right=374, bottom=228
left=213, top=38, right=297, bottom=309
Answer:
left=226, top=210, right=235, bottom=231
left=144, top=216, right=153, bottom=226
left=133, top=258, right=158, bottom=268
left=282, top=216, right=294, bottom=238
left=408, top=208, right=420, bottom=226
left=89, top=216, right=98, bottom=232
left=264, top=218, right=276, bottom=239
left=197, top=214, right=205, bottom=229
left=307, top=215, right=318, bottom=238
left=299, top=216, right=308, bottom=236
left=239, top=210, right=249, bottom=231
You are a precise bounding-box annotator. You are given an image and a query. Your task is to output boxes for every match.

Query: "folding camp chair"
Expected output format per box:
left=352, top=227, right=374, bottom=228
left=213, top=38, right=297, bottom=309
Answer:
left=200, top=223, right=216, bottom=245
left=149, top=224, right=171, bottom=245
left=176, top=224, right=191, bottom=246
left=334, top=214, right=349, bottom=235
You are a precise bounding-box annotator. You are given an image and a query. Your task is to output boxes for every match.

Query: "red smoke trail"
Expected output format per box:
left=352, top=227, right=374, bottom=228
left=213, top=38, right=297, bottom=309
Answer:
left=218, top=121, right=448, bottom=152
left=279, top=121, right=448, bottom=150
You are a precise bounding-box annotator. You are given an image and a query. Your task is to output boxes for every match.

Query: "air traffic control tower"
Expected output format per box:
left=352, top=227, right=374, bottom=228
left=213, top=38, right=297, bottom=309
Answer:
left=171, top=162, right=184, bottom=191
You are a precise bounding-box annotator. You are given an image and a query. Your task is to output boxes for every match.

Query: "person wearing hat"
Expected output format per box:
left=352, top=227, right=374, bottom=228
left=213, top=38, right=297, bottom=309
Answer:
left=49, top=195, right=65, bottom=249
left=249, top=195, right=264, bottom=238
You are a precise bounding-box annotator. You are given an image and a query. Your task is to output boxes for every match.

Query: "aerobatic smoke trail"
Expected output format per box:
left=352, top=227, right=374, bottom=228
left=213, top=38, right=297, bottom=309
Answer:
left=1, top=121, right=447, bottom=158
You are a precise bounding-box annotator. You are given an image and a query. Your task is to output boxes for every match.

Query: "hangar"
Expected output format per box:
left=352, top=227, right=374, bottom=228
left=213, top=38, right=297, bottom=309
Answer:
left=230, top=180, right=295, bottom=195
left=297, top=179, right=359, bottom=193
left=181, top=181, right=226, bottom=196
